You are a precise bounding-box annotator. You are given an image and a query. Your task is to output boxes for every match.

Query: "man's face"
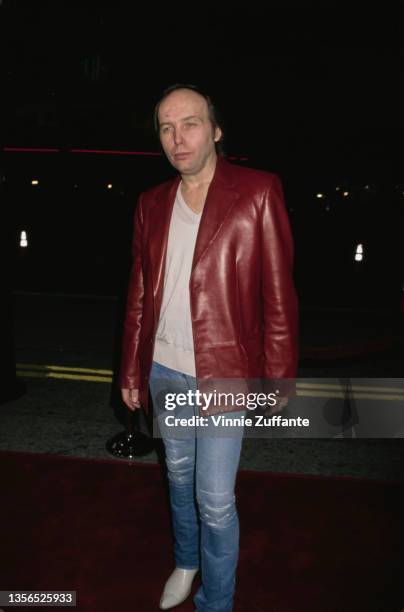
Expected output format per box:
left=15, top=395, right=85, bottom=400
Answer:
left=158, top=89, right=222, bottom=176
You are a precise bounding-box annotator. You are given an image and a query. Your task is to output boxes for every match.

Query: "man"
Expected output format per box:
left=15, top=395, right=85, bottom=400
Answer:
left=120, top=84, right=298, bottom=611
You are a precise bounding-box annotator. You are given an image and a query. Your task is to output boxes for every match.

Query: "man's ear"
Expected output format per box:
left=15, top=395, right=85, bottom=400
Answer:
left=214, top=127, right=223, bottom=142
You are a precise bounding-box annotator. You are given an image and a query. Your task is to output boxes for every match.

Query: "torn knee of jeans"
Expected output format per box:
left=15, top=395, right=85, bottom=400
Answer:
left=168, top=454, right=189, bottom=466
left=166, top=455, right=194, bottom=484
left=198, top=500, right=236, bottom=528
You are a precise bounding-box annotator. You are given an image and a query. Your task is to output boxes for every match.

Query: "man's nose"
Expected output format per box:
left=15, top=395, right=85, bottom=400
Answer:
left=173, top=129, right=184, bottom=145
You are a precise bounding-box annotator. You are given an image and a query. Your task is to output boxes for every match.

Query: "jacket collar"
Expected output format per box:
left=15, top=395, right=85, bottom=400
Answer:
left=148, top=156, right=240, bottom=303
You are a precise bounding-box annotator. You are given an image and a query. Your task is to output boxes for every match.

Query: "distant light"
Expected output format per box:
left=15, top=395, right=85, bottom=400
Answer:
left=342, top=191, right=349, bottom=197
left=31, top=179, right=39, bottom=186
left=354, top=243, right=364, bottom=262
left=335, top=186, right=340, bottom=191
left=107, top=183, right=113, bottom=190
left=316, top=193, right=324, bottom=199
left=20, top=230, right=28, bottom=248
left=364, top=185, right=370, bottom=190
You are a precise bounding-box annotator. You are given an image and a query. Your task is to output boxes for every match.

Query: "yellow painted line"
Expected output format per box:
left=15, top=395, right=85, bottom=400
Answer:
left=297, top=382, right=404, bottom=394
left=297, top=390, right=404, bottom=401
left=16, top=363, right=113, bottom=375
left=15, top=366, right=404, bottom=394
left=17, top=370, right=112, bottom=383
left=14, top=364, right=404, bottom=400
left=297, top=390, right=346, bottom=398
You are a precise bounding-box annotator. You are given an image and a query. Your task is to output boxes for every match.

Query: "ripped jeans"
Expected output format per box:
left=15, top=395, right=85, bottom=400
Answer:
left=149, top=360, right=245, bottom=612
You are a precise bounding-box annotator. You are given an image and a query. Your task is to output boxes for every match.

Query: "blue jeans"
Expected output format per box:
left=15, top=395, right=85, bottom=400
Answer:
left=149, top=360, right=245, bottom=612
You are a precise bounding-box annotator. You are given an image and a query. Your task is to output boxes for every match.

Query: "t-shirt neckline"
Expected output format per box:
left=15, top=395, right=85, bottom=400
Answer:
left=177, top=181, right=202, bottom=218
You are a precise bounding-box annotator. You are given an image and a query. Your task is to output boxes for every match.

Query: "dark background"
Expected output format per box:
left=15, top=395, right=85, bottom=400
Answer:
left=2, top=3, right=403, bottom=162
left=1, top=1, right=403, bottom=307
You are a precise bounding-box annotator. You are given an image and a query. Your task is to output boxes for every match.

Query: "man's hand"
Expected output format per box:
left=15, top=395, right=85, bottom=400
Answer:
left=121, top=388, right=141, bottom=411
left=264, top=396, right=289, bottom=417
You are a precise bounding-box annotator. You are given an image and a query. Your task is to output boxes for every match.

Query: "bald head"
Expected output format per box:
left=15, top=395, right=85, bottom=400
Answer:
left=155, top=85, right=223, bottom=177
left=154, top=84, right=223, bottom=146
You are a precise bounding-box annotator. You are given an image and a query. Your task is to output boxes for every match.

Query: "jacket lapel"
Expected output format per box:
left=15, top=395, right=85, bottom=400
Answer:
left=191, top=157, right=239, bottom=274
left=148, top=175, right=180, bottom=318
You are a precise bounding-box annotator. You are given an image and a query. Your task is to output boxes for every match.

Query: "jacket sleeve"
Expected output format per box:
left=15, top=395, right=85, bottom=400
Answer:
left=261, top=175, right=299, bottom=382
left=119, top=193, right=145, bottom=389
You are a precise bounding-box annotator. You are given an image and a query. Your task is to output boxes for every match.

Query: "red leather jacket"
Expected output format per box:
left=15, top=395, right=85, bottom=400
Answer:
left=119, top=156, right=299, bottom=414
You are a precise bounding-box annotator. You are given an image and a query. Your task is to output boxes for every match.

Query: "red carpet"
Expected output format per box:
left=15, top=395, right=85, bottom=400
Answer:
left=0, top=450, right=403, bottom=612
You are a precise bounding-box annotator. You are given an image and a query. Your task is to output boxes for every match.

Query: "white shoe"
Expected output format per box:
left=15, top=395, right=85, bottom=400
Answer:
left=159, top=567, right=199, bottom=609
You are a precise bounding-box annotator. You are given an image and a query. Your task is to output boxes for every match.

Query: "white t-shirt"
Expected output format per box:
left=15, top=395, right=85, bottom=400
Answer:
left=152, top=182, right=202, bottom=376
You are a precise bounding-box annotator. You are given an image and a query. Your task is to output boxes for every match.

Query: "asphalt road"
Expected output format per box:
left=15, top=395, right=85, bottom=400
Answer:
left=1, top=291, right=403, bottom=481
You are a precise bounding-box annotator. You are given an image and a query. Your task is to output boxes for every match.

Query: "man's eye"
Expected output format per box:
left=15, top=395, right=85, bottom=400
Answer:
left=184, top=122, right=197, bottom=128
